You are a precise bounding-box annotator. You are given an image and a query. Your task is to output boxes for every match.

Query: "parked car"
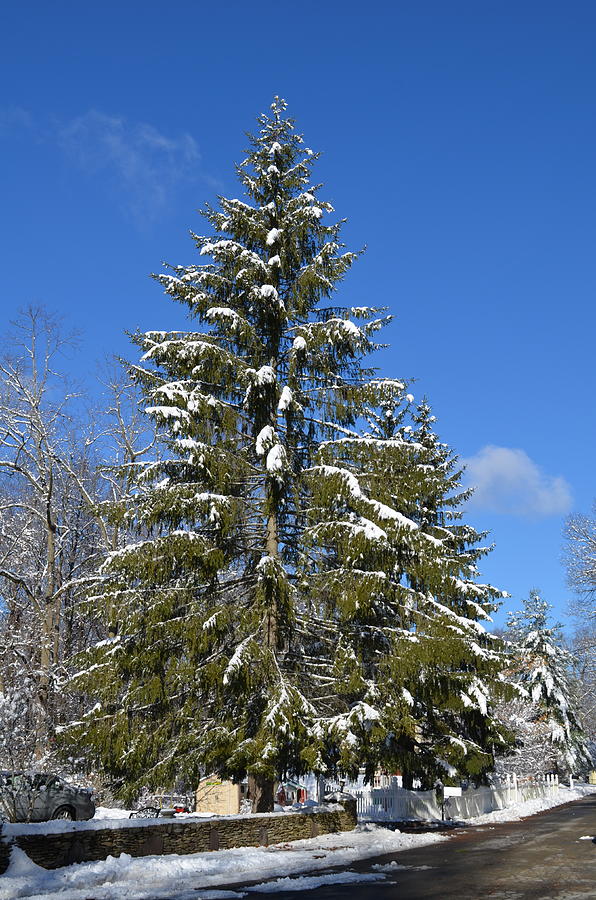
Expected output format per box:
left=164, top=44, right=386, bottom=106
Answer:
left=0, top=771, right=96, bottom=823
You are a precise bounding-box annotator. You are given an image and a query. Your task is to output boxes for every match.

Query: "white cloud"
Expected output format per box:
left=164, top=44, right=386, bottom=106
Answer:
left=57, top=110, right=200, bottom=220
left=462, top=445, right=572, bottom=518
left=0, top=106, right=32, bottom=131
left=1, top=105, right=204, bottom=221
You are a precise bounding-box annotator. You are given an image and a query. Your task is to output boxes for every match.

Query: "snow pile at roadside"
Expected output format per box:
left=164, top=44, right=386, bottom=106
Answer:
left=0, top=825, right=445, bottom=900
left=466, top=782, right=596, bottom=826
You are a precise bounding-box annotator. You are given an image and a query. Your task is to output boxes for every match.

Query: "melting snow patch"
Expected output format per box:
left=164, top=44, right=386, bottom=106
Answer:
left=194, top=894, right=246, bottom=899
left=245, top=872, right=385, bottom=892
left=372, top=861, right=434, bottom=872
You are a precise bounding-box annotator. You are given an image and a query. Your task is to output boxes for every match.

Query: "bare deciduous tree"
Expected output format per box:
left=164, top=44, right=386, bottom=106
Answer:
left=0, top=308, right=102, bottom=764
left=564, top=512, right=596, bottom=618
left=0, top=309, right=158, bottom=774
left=570, top=624, right=596, bottom=762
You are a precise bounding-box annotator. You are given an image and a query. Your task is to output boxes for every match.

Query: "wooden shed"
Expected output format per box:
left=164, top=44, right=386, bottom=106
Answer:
left=195, top=776, right=242, bottom=815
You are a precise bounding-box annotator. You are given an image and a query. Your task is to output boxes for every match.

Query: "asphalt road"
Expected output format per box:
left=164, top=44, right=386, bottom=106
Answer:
left=243, top=795, right=596, bottom=900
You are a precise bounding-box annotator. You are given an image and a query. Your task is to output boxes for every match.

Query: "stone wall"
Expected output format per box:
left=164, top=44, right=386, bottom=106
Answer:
left=0, top=801, right=356, bottom=874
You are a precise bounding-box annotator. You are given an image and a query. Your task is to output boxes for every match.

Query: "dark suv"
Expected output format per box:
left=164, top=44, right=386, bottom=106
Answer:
left=0, top=772, right=96, bottom=822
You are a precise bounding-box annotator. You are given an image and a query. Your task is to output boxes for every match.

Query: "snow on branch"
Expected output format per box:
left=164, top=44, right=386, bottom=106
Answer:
left=308, top=464, right=419, bottom=532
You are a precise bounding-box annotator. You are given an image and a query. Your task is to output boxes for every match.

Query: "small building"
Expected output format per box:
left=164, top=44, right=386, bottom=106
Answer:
left=195, top=776, right=242, bottom=815
left=277, top=779, right=308, bottom=804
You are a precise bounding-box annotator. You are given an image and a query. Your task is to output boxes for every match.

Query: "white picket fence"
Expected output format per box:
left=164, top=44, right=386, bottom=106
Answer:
left=327, top=773, right=561, bottom=822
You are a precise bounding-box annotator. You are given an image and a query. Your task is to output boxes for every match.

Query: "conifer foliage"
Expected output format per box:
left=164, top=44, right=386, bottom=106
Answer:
left=500, top=591, right=591, bottom=774
left=67, top=100, right=510, bottom=806
left=322, top=396, right=511, bottom=786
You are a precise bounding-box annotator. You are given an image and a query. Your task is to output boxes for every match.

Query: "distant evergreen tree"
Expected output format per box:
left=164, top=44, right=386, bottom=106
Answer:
left=64, top=100, right=510, bottom=806
left=504, top=590, right=591, bottom=774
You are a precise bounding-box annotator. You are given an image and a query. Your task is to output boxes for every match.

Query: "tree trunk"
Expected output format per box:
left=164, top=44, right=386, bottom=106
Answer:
left=248, top=773, right=276, bottom=813
left=264, top=351, right=280, bottom=654
left=255, top=354, right=281, bottom=814
left=265, top=510, right=278, bottom=649
left=35, top=471, right=59, bottom=761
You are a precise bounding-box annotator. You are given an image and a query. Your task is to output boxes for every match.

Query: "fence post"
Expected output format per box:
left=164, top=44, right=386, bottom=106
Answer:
left=391, top=776, right=400, bottom=821
left=513, top=773, right=518, bottom=803
left=569, top=774, right=574, bottom=790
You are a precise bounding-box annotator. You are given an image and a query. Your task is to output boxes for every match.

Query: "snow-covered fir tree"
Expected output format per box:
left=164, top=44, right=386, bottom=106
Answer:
left=324, top=396, right=512, bottom=787
left=498, top=590, right=591, bottom=775
left=64, top=99, right=510, bottom=807
left=401, top=400, right=513, bottom=783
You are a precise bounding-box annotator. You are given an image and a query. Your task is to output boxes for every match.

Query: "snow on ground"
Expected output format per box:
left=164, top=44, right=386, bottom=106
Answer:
left=0, top=826, right=445, bottom=900
left=93, top=806, right=134, bottom=820
left=372, top=861, right=433, bottom=872
left=2, top=786, right=596, bottom=900
left=462, top=782, right=596, bottom=826
left=242, top=872, right=385, bottom=893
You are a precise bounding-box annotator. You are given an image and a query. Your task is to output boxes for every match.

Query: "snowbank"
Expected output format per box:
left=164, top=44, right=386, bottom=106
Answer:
left=0, top=825, right=445, bottom=899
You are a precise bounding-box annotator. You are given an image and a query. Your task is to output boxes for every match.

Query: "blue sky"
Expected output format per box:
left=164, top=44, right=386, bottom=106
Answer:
left=2, top=0, right=595, bottom=630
